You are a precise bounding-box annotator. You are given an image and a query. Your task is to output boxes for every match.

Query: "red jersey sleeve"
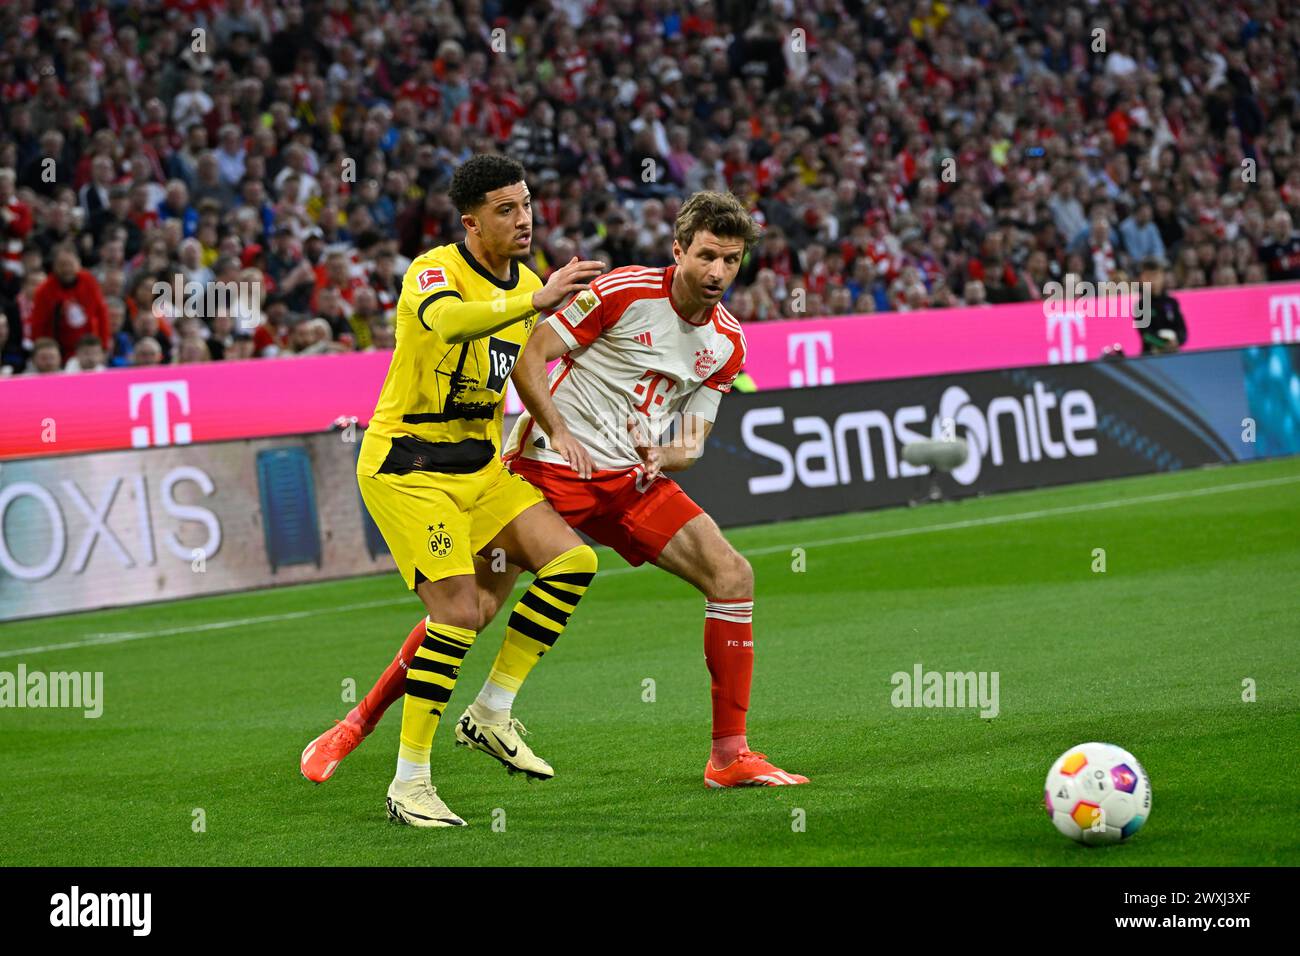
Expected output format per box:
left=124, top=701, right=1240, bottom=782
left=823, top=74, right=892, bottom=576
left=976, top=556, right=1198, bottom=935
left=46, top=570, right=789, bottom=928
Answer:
left=547, top=287, right=614, bottom=350
left=546, top=267, right=651, bottom=349
left=704, top=322, right=747, bottom=393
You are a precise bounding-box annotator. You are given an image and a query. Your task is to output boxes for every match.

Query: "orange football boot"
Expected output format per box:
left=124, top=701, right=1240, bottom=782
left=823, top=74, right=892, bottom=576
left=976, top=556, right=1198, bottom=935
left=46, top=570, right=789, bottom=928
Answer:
left=704, top=751, right=809, bottom=787
left=300, top=719, right=365, bottom=783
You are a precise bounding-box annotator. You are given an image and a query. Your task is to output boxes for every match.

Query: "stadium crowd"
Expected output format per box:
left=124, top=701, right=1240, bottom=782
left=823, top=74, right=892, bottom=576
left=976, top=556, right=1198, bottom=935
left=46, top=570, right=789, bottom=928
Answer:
left=2, top=0, right=1299, bottom=374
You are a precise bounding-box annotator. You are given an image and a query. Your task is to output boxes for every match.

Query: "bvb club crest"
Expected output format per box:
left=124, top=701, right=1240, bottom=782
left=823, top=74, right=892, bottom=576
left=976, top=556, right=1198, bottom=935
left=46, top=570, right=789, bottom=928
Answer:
left=427, top=522, right=454, bottom=558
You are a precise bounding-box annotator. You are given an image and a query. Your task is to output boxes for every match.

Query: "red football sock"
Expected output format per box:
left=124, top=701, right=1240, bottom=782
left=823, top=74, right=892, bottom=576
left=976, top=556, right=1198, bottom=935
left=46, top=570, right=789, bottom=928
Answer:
left=703, top=599, right=755, bottom=740
left=349, top=618, right=426, bottom=734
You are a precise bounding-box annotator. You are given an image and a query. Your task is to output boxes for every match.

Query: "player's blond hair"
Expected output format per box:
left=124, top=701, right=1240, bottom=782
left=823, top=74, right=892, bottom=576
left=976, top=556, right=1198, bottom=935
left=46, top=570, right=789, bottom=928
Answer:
left=674, top=191, right=762, bottom=255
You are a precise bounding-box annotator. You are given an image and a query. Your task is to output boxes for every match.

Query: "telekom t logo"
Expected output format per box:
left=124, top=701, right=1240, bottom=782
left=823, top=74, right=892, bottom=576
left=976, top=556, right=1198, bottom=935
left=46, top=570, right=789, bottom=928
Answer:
left=129, top=381, right=193, bottom=447
left=632, top=370, right=676, bottom=414
left=1047, top=312, right=1087, bottom=363
left=788, top=332, right=834, bottom=387
left=1269, top=294, right=1300, bottom=343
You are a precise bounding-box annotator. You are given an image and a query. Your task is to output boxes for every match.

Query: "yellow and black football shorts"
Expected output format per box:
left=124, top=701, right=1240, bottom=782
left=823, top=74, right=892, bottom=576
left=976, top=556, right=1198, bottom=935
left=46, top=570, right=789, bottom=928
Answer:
left=358, top=434, right=546, bottom=589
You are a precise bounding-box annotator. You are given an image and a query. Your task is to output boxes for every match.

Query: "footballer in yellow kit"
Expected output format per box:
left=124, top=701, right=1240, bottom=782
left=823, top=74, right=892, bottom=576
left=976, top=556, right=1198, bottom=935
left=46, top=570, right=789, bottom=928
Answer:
left=311, top=154, right=606, bottom=828
left=356, top=238, right=545, bottom=588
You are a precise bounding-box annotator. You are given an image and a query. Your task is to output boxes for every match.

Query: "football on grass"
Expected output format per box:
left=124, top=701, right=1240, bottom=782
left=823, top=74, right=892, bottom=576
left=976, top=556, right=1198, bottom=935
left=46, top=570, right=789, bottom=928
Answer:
left=1045, top=742, right=1151, bottom=845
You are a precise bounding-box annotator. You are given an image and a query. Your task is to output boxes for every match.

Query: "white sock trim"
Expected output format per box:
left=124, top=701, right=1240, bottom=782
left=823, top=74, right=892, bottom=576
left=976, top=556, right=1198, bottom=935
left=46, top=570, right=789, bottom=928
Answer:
left=705, top=600, right=754, bottom=623
left=475, top=679, right=516, bottom=719
left=396, top=757, right=431, bottom=783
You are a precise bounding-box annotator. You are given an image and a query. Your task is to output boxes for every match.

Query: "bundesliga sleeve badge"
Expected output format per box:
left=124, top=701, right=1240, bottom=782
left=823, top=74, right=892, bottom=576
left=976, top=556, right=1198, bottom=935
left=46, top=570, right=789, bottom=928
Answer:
left=417, top=267, right=448, bottom=292
left=560, top=289, right=600, bottom=327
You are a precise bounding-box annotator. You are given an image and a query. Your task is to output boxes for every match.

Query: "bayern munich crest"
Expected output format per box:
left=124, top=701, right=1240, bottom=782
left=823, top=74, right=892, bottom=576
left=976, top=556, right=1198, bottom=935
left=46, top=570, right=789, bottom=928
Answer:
left=694, top=348, right=716, bottom=378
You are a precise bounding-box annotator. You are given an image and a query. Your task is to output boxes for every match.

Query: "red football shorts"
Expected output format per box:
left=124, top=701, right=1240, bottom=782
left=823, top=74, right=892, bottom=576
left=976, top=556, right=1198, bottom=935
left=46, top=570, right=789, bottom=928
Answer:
left=507, top=456, right=703, bottom=566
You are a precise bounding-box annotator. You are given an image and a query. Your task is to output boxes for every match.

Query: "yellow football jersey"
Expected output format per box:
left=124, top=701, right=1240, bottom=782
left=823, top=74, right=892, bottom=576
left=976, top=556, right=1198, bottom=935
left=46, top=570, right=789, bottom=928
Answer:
left=359, top=241, right=543, bottom=477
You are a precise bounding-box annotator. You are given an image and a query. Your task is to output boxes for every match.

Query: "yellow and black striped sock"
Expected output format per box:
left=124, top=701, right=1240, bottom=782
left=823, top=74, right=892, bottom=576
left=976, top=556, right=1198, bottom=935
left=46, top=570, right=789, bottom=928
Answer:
left=397, top=619, right=476, bottom=765
left=485, top=544, right=597, bottom=696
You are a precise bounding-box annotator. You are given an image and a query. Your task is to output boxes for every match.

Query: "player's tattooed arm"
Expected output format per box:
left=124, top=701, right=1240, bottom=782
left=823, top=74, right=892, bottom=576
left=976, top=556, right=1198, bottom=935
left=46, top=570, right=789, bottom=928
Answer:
left=513, top=322, right=596, bottom=479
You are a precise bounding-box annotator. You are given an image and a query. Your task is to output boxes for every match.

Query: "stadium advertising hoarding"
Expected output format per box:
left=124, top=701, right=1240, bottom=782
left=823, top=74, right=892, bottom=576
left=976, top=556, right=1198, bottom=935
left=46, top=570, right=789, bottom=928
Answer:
left=3, top=282, right=1298, bottom=461
left=752, top=282, right=1300, bottom=389
left=0, top=433, right=394, bottom=621
left=0, top=351, right=394, bottom=461
left=675, top=344, right=1300, bottom=526
left=2, top=344, right=1297, bottom=621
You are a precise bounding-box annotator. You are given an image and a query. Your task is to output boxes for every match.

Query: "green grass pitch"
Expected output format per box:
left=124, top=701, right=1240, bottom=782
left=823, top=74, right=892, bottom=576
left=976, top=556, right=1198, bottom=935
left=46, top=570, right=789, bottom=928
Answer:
left=3, top=458, right=1298, bottom=866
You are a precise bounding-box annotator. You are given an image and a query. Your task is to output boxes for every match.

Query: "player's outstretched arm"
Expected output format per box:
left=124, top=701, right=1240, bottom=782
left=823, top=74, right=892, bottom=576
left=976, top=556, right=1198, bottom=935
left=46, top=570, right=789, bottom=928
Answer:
left=423, top=257, right=603, bottom=345
left=428, top=290, right=540, bottom=345
left=513, top=321, right=596, bottom=479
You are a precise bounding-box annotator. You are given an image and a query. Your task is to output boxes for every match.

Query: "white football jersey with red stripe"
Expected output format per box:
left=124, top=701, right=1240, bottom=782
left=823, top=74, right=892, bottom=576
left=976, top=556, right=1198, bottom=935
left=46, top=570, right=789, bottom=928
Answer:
left=504, top=264, right=746, bottom=472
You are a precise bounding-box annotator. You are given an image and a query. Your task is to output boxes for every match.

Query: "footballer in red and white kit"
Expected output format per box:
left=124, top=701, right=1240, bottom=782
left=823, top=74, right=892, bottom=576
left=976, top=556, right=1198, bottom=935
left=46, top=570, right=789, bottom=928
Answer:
left=503, top=191, right=808, bottom=788
left=302, top=191, right=808, bottom=790
left=500, top=264, right=744, bottom=567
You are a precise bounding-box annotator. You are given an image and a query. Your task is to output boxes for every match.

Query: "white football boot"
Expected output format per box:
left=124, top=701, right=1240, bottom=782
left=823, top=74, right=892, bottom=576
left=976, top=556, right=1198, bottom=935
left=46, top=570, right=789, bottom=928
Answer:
left=454, top=704, right=554, bottom=780
left=385, top=777, right=466, bottom=828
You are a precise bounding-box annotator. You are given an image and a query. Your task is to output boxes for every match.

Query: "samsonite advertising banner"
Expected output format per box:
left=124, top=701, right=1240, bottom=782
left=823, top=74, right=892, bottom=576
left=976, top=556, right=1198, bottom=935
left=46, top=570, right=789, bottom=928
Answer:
left=675, top=345, right=1300, bottom=527
left=0, top=432, right=393, bottom=621
left=4, top=282, right=1298, bottom=461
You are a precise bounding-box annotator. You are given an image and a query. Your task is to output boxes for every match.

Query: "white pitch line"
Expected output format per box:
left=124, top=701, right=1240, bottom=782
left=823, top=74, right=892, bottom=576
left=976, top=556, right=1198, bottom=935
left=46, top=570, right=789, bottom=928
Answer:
left=3, top=471, right=1296, bottom=659
left=0, top=568, right=641, bottom=659
left=0, top=599, right=404, bottom=658
left=739, top=472, right=1300, bottom=557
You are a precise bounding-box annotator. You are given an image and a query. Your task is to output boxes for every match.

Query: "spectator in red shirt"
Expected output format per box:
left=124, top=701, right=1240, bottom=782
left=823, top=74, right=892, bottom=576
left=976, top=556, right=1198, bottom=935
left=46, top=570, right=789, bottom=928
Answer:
left=1, top=168, right=33, bottom=278
left=29, top=245, right=111, bottom=360
left=128, top=182, right=161, bottom=234
left=753, top=226, right=798, bottom=283
left=252, top=294, right=292, bottom=357
left=682, top=0, right=719, bottom=37
left=396, top=62, right=442, bottom=113
left=311, top=250, right=364, bottom=314
left=1106, top=93, right=1133, bottom=148
left=452, top=70, right=526, bottom=143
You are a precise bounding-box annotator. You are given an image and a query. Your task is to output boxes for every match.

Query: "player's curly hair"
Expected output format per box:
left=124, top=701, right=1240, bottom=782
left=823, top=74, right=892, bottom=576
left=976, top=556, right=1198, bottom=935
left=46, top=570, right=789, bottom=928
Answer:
left=674, top=191, right=763, bottom=255
left=448, top=154, right=528, bottom=214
